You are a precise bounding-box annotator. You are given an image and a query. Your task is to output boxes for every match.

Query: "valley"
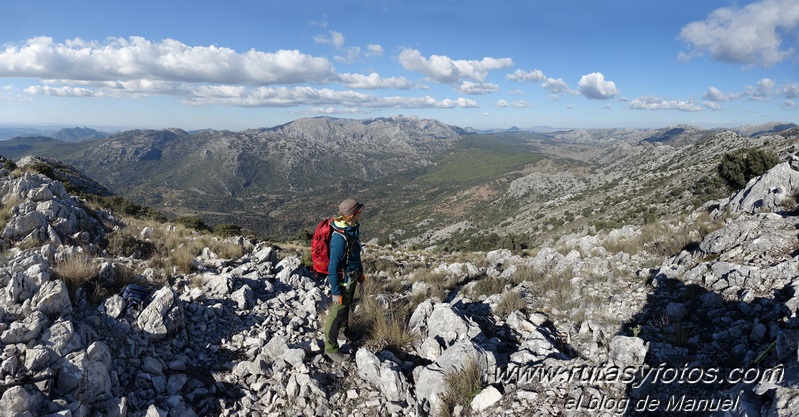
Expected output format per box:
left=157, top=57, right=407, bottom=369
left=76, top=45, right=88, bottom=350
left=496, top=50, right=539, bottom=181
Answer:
left=0, top=118, right=797, bottom=252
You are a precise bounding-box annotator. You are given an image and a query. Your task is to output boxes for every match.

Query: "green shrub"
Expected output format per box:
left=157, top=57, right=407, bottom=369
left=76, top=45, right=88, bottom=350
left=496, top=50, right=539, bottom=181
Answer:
left=105, top=229, right=158, bottom=259
left=717, top=148, right=780, bottom=190
left=440, top=231, right=530, bottom=253
left=87, top=195, right=166, bottom=221
left=214, top=223, right=241, bottom=237
left=175, top=216, right=210, bottom=231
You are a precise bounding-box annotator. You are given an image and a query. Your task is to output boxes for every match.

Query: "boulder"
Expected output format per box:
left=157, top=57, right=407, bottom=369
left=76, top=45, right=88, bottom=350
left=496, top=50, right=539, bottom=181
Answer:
left=356, top=349, right=410, bottom=404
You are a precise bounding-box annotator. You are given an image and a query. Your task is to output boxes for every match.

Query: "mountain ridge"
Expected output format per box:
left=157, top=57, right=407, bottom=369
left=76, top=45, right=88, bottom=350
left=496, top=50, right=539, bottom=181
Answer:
left=0, top=117, right=796, bottom=244
left=2, top=133, right=799, bottom=415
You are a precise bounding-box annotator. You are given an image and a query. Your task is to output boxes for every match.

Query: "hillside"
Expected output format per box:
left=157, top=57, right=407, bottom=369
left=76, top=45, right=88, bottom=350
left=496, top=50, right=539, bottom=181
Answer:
left=0, top=118, right=796, bottom=248
left=2, top=137, right=799, bottom=416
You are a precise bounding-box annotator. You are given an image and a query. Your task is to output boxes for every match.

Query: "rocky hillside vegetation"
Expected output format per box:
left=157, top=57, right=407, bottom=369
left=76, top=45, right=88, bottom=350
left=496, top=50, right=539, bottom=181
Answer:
left=2, top=130, right=799, bottom=416
left=1, top=118, right=795, bottom=247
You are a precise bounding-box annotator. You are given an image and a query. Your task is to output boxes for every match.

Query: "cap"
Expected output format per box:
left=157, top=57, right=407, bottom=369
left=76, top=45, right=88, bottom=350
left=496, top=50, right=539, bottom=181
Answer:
left=339, top=198, right=364, bottom=216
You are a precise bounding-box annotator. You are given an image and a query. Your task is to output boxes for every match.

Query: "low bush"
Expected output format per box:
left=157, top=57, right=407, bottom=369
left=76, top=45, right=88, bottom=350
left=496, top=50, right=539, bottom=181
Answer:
left=176, top=216, right=211, bottom=231
left=214, top=223, right=241, bottom=237
left=717, top=148, right=780, bottom=191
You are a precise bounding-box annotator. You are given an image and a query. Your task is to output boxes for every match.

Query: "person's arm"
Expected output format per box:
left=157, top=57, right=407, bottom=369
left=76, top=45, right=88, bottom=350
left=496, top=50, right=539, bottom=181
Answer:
left=327, top=233, right=345, bottom=296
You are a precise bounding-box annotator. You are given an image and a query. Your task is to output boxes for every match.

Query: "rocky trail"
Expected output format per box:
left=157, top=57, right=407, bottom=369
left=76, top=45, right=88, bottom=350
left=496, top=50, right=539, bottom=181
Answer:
left=2, top=156, right=799, bottom=416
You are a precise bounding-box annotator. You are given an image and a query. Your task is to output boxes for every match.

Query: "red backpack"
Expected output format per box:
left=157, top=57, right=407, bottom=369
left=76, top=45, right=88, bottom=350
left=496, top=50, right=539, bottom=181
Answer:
left=310, top=218, right=339, bottom=275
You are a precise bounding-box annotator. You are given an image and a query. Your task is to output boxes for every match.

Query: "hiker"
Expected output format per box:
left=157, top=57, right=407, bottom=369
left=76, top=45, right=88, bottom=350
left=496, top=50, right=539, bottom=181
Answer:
left=323, top=197, right=365, bottom=363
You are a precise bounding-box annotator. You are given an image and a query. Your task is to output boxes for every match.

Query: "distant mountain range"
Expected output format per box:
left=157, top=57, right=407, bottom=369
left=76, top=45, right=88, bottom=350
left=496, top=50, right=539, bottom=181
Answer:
left=0, top=117, right=796, bottom=244
left=0, top=126, right=109, bottom=142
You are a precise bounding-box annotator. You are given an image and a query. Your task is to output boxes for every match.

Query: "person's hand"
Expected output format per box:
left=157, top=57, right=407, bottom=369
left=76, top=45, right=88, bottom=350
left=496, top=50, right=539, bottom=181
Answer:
left=333, top=295, right=343, bottom=304
left=357, top=274, right=366, bottom=283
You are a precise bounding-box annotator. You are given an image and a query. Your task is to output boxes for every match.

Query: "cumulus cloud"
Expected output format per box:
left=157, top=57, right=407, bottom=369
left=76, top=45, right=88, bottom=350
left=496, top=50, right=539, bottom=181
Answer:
left=506, top=68, right=579, bottom=98
left=782, top=100, right=797, bottom=109
left=314, top=30, right=346, bottom=49
left=506, top=69, right=547, bottom=82
left=308, top=106, right=366, bottom=115
left=630, top=96, right=702, bottom=112
left=334, top=47, right=364, bottom=64
left=746, top=78, right=776, bottom=100
left=366, top=44, right=384, bottom=57
left=0, top=36, right=337, bottom=85
left=457, top=81, right=500, bottom=95
left=25, top=85, right=102, bottom=97
left=703, top=101, right=724, bottom=111
left=578, top=72, right=619, bottom=99
left=541, top=77, right=577, bottom=97
left=496, top=100, right=529, bottom=108
left=783, top=82, right=799, bottom=99
left=702, top=86, right=743, bottom=102
left=337, top=73, right=414, bottom=89
left=181, top=85, right=477, bottom=109
left=678, top=0, right=799, bottom=67
left=398, top=48, right=513, bottom=84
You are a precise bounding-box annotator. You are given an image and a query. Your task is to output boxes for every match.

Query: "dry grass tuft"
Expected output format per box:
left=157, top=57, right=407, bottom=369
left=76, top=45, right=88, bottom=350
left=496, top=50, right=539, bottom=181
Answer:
left=602, top=209, right=728, bottom=258
left=170, top=243, right=201, bottom=274
left=53, top=252, right=98, bottom=303
left=494, top=291, right=527, bottom=318
left=438, top=359, right=485, bottom=417
left=0, top=195, right=21, bottom=229
left=469, top=277, right=506, bottom=298
left=410, top=269, right=456, bottom=303
left=511, top=264, right=575, bottom=309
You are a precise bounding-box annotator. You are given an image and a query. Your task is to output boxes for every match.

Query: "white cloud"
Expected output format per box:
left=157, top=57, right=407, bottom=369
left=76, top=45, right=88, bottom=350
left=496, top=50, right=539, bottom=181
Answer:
left=398, top=49, right=512, bottom=84
left=181, top=85, right=477, bottom=109
left=457, top=81, right=500, bottom=95
left=508, top=69, right=594, bottom=98
left=746, top=78, right=776, bottom=100
left=506, top=69, right=547, bottom=82
left=703, top=101, right=724, bottom=111
left=702, top=86, right=744, bottom=102
left=0, top=36, right=337, bottom=85
left=24, top=85, right=102, bottom=97
left=782, top=100, right=797, bottom=109
left=781, top=82, right=799, bottom=98
left=366, top=44, right=384, bottom=57
left=578, top=72, right=619, bottom=99
left=314, top=30, right=346, bottom=49
left=496, top=100, right=529, bottom=108
left=338, top=73, right=414, bottom=89
left=334, top=47, right=363, bottom=63
left=630, top=96, right=702, bottom=111
left=678, top=0, right=799, bottom=67
left=308, top=106, right=366, bottom=115
left=541, top=77, right=577, bottom=97
left=438, top=98, right=478, bottom=108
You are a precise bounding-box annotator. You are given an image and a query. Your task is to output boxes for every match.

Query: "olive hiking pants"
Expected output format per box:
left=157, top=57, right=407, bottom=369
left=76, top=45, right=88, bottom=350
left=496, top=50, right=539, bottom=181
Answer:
left=324, top=279, right=358, bottom=354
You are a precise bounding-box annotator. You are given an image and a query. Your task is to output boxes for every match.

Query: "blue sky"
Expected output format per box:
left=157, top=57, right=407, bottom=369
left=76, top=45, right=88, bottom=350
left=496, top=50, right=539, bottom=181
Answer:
left=0, top=0, right=797, bottom=131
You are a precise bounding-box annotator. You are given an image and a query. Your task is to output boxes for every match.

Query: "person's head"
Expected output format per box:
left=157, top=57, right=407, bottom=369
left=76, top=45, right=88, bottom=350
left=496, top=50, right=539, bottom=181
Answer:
left=338, top=198, right=364, bottom=225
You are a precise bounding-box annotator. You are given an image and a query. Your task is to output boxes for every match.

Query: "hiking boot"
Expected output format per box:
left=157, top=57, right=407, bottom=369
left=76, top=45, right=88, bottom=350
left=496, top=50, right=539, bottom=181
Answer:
left=326, top=351, right=352, bottom=364
left=342, top=330, right=357, bottom=343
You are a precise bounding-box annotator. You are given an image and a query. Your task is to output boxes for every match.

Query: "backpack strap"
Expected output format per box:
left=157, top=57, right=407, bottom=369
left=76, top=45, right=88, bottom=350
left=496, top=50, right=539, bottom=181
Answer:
left=331, top=223, right=354, bottom=268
